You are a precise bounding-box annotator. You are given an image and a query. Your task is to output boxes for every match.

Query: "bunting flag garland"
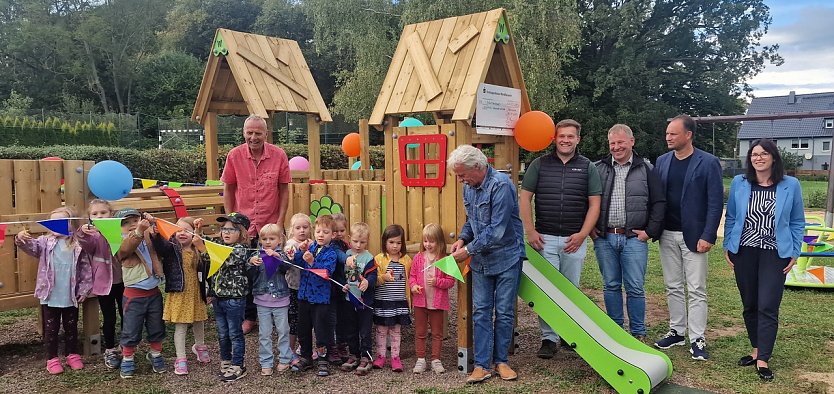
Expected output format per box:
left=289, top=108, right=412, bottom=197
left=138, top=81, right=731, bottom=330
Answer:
left=0, top=223, right=7, bottom=247
left=347, top=290, right=365, bottom=310
left=38, top=218, right=71, bottom=236
left=155, top=218, right=183, bottom=240
left=261, top=250, right=280, bottom=279
left=204, top=240, right=233, bottom=278
left=462, top=257, right=471, bottom=277
left=168, top=181, right=184, bottom=188
left=92, top=218, right=124, bottom=255
left=425, top=255, right=465, bottom=283
left=205, top=180, right=224, bottom=186
left=308, top=268, right=329, bottom=281
left=140, top=179, right=158, bottom=189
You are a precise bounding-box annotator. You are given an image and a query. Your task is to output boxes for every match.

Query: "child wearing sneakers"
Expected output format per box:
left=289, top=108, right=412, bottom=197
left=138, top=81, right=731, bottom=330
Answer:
left=113, top=208, right=166, bottom=378
left=207, top=212, right=255, bottom=382
left=249, top=224, right=293, bottom=376
left=290, top=215, right=338, bottom=377
left=16, top=207, right=93, bottom=375
left=409, top=223, right=455, bottom=374
left=339, top=222, right=377, bottom=375
left=285, top=213, right=311, bottom=358
left=328, top=213, right=349, bottom=365
left=372, top=224, right=412, bottom=372
left=152, top=216, right=211, bottom=375
left=79, top=199, right=124, bottom=369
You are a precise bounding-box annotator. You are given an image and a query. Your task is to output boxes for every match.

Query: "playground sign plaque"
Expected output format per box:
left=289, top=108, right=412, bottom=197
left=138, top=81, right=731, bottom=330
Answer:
left=475, top=82, right=521, bottom=136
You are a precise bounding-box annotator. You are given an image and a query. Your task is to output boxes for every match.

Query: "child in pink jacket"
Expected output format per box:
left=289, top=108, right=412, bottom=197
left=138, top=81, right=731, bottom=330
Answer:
left=408, top=224, right=455, bottom=374
left=15, top=207, right=93, bottom=375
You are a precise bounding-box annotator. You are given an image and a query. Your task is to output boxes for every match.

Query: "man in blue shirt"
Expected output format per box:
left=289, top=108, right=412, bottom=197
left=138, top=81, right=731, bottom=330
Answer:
left=449, top=145, right=525, bottom=384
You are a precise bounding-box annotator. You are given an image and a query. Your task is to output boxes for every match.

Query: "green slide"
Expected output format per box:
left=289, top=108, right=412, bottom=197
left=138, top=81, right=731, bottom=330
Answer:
left=519, top=244, right=673, bottom=393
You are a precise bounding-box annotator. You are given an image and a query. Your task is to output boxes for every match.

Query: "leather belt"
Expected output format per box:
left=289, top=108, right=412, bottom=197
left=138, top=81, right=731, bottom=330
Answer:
left=607, top=227, right=626, bottom=234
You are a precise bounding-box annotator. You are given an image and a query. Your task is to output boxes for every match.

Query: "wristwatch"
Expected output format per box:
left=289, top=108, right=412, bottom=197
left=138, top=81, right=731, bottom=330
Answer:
left=130, top=229, right=143, bottom=240
left=464, top=246, right=470, bottom=255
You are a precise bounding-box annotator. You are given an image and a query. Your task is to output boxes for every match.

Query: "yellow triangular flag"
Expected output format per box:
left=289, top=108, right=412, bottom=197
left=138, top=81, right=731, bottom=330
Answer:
left=204, top=240, right=233, bottom=278
left=141, top=179, right=158, bottom=189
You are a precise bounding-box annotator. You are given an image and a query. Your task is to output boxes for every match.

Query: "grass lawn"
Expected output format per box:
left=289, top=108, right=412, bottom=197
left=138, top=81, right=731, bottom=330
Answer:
left=2, top=241, right=834, bottom=393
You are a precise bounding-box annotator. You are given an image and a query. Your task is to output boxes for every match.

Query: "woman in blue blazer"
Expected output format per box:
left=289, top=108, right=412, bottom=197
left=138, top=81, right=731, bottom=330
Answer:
left=723, top=139, right=804, bottom=382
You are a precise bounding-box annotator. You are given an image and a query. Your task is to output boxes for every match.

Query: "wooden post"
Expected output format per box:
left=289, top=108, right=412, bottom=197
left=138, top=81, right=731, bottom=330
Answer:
left=205, top=112, right=220, bottom=180
left=453, top=120, right=474, bottom=374
left=359, top=119, right=370, bottom=170
left=265, top=111, right=274, bottom=144
left=82, top=298, right=101, bottom=356
left=307, top=114, right=321, bottom=180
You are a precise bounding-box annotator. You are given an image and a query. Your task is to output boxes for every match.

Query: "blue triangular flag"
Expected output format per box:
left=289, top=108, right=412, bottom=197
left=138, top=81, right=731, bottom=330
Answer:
left=38, top=218, right=71, bottom=236
left=347, top=290, right=365, bottom=310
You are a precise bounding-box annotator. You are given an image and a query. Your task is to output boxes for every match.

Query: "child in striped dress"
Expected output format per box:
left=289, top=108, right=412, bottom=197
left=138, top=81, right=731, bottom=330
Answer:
left=372, top=224, right=412, bottom=372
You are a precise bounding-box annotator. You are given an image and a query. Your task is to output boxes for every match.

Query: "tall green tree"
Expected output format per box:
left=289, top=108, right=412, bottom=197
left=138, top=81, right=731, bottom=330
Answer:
left=562, top=0, right=781, bottom=160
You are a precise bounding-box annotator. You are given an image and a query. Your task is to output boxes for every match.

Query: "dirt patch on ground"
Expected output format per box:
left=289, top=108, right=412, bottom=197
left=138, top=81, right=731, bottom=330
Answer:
left=800, top=372, right=834, bottom=392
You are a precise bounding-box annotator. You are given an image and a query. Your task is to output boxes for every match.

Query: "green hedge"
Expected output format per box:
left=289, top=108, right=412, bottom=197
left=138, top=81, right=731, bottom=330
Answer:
left=0, top=144, right=386, bottom=182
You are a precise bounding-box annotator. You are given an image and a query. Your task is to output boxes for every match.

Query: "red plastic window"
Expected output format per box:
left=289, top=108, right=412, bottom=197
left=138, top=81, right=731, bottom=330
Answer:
left=397, top=134, right=447, bottom=187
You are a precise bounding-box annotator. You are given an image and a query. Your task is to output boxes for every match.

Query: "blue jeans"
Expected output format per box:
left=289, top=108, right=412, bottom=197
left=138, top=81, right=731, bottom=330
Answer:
left=257, top=305, right=292, bottom=367
left=472, top=258, right=522, bottom=370
left=593, top=234, right=648, bottom=335
left=537, top=234, right=587, bottom=342
left=214, top=297, right=246, bottom=366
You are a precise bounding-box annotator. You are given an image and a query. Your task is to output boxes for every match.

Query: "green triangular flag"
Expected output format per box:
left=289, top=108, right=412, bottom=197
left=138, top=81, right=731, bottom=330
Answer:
left=428, top=255, right=465, bottom=283
left=205, top=180, right=223, bottom=186
left=92, top=218, right=124, bottom=255
left=168, top=181, right=184, bottom=188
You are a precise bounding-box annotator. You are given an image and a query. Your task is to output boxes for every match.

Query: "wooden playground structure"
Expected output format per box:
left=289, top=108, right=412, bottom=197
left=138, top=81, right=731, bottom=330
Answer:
left=0, top=9, right=529, bottom=375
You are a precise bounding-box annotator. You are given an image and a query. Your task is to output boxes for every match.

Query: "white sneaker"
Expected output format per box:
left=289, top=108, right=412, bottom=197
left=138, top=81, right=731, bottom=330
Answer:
left=413, top=358, right=427, bottom=373
left=431, top=359, right=445, bottom=374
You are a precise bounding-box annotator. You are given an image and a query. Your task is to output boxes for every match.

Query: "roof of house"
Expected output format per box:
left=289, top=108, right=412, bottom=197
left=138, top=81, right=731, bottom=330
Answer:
left=369, top=8, right=530, bottom=126
left=737, top=92, right=834, bottom=139
left=191, top=29, right=332, bottom=124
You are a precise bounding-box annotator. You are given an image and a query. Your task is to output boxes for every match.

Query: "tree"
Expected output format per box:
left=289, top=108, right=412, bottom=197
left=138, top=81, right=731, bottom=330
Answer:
left=132, top=51, right=204, bottom=117
left=561, top=0, right=781, bottom=161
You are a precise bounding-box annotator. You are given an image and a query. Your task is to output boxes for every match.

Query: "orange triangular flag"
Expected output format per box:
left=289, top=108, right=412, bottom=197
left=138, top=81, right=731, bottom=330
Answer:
left=156, top=218, right=183, bottom=240
left=809, top=266, right=826, bottom=283
left=461, top=257, right=471, bottom=277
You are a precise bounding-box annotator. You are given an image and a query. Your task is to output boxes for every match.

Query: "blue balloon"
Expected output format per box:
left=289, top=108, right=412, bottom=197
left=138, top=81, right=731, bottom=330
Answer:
left=399, top=117, right=424, bottom=127
left=88, top=160, right=134, bottom=200
left=351, top=161, right=374, bottom=170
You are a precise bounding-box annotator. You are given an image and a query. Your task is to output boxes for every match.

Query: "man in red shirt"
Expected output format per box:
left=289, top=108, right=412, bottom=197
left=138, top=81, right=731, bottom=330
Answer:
left=221, top=114, right=291, bottom=332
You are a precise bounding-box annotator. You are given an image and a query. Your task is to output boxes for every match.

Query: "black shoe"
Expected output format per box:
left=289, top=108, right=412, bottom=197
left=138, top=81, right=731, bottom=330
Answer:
left=738, top=355, right=756, bottom=366
left=757, top=366, right=774, bottom=382
left=291, top=357, right=313, bottom=372
left=537, top=340, right=557, bottom=359
left=654, top=329, right=686, bottom=349
left=560, top=338, right=575, bottom=352
left=317, top=359, right=330, bottom=377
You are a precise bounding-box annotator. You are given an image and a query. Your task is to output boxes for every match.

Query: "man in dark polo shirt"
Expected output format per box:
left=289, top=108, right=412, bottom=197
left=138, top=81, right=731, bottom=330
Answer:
left=519, top=118, right=602, bottom=359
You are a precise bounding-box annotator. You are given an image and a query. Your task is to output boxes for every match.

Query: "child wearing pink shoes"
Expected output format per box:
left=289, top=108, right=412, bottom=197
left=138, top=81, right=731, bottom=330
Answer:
left=372, top=224, right=412, bottom=372
left=15, top=207, right=93, bottom=374
left=152, top=216, right=211, bottom=375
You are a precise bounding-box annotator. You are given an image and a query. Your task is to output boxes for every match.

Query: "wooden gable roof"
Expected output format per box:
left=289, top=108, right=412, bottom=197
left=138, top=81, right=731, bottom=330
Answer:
left=192, top=29, right=332, bottom=124
left=369, top=8, right=530, bottom=126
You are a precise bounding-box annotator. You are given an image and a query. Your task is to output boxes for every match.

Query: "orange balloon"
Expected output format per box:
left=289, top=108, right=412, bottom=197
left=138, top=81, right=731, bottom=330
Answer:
left=341, top=132, right=361, bottom=157
left=514, top=111, right=555, bottom=152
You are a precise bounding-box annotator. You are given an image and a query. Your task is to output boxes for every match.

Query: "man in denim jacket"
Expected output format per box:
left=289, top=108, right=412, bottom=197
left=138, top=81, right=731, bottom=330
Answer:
left=449, top=145, right=525, bottom=384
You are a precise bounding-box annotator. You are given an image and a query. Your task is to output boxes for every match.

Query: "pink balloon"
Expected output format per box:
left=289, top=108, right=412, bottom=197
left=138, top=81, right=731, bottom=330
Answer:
left=288, top=156, right=310, bottom=171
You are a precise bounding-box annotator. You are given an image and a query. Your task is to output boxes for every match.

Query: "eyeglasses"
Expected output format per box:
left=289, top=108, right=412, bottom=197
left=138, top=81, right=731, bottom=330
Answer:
left=750, top=152, right=771, bottom=159
left=220, top=227, right=241, bottom=234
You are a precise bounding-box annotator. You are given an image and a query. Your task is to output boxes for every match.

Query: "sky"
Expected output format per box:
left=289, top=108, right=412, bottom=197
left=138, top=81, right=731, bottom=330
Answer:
left=747, top=0, right=834, bottom=98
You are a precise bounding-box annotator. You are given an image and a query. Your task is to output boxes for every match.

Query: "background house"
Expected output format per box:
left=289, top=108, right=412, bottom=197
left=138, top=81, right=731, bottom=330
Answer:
left=738, top=91, right=834, bottom=171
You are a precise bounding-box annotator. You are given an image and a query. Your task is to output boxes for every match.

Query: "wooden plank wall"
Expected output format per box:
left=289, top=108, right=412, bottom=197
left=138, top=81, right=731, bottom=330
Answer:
left=0, top=160, right=94, bottom=310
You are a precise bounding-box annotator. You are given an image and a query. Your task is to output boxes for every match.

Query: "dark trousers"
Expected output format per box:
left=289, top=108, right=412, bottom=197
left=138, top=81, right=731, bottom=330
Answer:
left=120, top=288, right=165, bottom=348
left=334, top=296, right=349, bottom=346
left=42, top=305, right=79, bottom=359
left=730, top=246, right=789, bottom=362
left=97, top=282, right=124, bottom=349
left=298, top=300, right=331, bottom=360
left=339, top=299, right=373, bottom=358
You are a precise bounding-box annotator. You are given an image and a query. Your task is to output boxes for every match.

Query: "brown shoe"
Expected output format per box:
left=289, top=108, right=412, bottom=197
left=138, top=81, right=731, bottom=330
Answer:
left=242, top=319, right=257, bottom=335
left=496, top=363, right=517, bottom=381
left=467, top=367, right=492, bottom=383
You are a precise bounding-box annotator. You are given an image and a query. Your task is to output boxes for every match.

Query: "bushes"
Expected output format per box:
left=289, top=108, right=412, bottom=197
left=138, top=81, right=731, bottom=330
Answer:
left=0, top=144, right=386, bottom=182
left=806, top=189, right=828, bottom=209
left=0, top=116, right=119, bottom=146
